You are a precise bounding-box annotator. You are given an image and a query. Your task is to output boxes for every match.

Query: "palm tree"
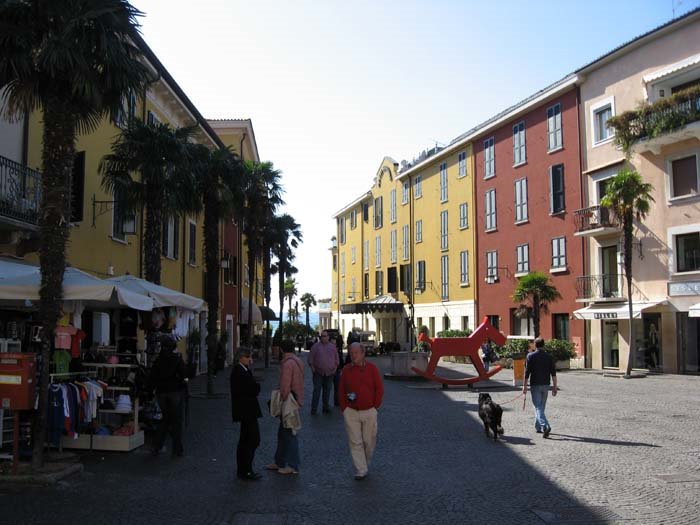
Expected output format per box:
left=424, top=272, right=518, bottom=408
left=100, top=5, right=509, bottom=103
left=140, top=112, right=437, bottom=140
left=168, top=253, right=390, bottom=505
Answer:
left=300, top=293, right=317, bottom=330
left=188, top=144, right=243, bottom=393
left=0, top=0, right=152, bottom=468
left=601, top=168, right=654, bottom=377
left=512, top=271, right=562, bottom=338
left=100, top=119, right=195, bottom=284
left=271, top=214, right=302, bottom=325
left=284, top=277, right=298, bottom=320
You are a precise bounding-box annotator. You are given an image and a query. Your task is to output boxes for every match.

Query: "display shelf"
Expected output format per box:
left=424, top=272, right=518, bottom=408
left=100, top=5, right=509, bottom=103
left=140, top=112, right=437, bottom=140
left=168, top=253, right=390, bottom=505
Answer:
left=60, top=430, right=144, bottom=451
left=104, top=386, right=131, bottom=391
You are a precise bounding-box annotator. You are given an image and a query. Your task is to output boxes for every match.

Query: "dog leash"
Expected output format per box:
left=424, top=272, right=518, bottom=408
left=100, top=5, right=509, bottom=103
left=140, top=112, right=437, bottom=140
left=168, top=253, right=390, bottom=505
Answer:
left=495, top=392, right=525, bottom=406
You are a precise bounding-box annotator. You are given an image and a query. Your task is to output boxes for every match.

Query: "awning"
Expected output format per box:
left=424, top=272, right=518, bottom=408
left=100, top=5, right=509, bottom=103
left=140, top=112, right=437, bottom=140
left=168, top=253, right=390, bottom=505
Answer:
left=259, top=305, right=278, bottom=321
left=342, top=294, right=406, bottom=315
left=574, top=301, right=662, bottom=320
left=107, top=275, right=205, bottom=312
left=689, top=302, right=700, bottom=317
left=0, top=262, right=153, bottom=311
left=240, top=296, right=262, bottom=325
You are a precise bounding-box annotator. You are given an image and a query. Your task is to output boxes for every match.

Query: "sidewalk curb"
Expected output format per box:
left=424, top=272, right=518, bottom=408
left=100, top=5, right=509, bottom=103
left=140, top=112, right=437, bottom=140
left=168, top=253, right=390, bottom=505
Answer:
left=0, top=462, right=83, bottom=487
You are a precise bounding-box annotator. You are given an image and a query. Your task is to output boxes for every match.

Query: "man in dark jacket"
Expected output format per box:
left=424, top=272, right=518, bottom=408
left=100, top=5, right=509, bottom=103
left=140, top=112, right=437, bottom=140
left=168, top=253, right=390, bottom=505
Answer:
left=523, top=337, right=558, bottom=438
left=149, top=336, right=187, bottom=457
left=230, top=347, right=263, bottom=481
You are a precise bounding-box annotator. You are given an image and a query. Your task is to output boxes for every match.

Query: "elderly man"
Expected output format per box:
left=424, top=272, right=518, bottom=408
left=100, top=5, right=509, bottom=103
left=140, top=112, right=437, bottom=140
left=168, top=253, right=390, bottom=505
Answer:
left=308, top=330, right=339, bottom=414
left=230, top=347, right=262, bottom=481
left=339, top=342, right=384, bottom=480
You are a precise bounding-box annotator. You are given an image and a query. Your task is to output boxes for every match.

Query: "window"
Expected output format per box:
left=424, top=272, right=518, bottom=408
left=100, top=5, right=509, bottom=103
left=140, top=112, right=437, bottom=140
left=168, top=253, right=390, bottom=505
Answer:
left=374, top=197, right=383, bottom=228
left=416, top=317, right=423, bottom=330
left=459, top=203, right=468, bottom=229
left=461, top=316, right=469, bottom=331
left=551, top=237, right=567, bottom=269
left=441, top=255, right=449, bottom=300
left=375, top=270, right=384, bottom=295
left=402, top=181, right=409, bottom=204
left=440, top=210, right=448, bottom=250
left=440, top=162, right=448, bottom=202
left=550, top=164, right=566, bottom=213
left=390, top=229, right=397, bottom=263
left=375, top=235, right=381, bottom=267
left=415, top=260, right=426, bottom=291
left=485, top=189, right=496, bottom=231
left=112, top=187, right=132, bottom=242
left=350, top=209, right=357, bottom=229
left=70, top=152, right=85, bottom=223
left=402, top=224, right=409, bottom=260
left=147, top=110, right=158, bottom=126
left=340, top=253, right=345, bottom=276
left=387, top=266, right=398, bottom=293
left=670, top=154, right=698, bottom=198
left=390, top=189, right=397, bottom=223
left=547, top=103, right=562, bottom=151
left=341, top=280, right=345, bottom=304
left=415, top=175, right=423, bottom=198
left=513, top=121, right=526, bottom=165
left=188, top=220, right=197, bottom=265
left=116, top=90, right=137, bottom=128
left=161, top=216, right=179, bottom=259
left=458, top=151, right=467, bottom=178
left=676, top=232, right=700, bottom=272
left=338, top=216, right=346, bottom=244
left=484, top=137, right=495, bottom=178
left=333, top=254, right=337, bottom=271
left=460, top=250, right=469, bottom=285
left=515, top=178, right=528, bottom=223
left=363, top=273, right=369, bottom=298
left=594, top=104, right=613, bottom=143
left=553, top=314, right=570, bottom=341
left=400, top=264, right=411, bottom=293
left=429, top=317, right=435, bottom=337
left=351, top=246, right=356, bottom=264
left=244, top=264, right=250, bottom=287
left=442, top=315, right=450, bottom=331
left=516, top=244, right=530, bottom=274
left=363, top=240, right=369, bottom=270
left=487, top=314, right=500, bottom=329
left=416, top=219, right=423, bottom=243
left=511, top=307, right=534, bottom=336
left=486, top=251, right=498, bottom=281
left=363, top=203, right=369, bottom=222
left=349, top=277, right=356, bottom=300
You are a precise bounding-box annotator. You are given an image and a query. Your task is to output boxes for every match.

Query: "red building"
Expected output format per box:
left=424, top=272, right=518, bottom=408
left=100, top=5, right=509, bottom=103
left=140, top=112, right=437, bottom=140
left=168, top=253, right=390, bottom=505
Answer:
left=472, top=79, right=585, bottom=355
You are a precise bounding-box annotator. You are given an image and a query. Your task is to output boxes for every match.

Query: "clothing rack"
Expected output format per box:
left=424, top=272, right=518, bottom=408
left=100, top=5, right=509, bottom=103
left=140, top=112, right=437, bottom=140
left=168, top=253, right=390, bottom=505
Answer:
left=49, top=371, right=97, bottom=383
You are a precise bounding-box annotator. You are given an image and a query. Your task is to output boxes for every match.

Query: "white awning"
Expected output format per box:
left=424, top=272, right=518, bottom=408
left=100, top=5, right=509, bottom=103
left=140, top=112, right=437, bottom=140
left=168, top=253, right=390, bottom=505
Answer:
left=643, top=52, right=700, bottom=84
left=689, top=303, right=700, bottom=318
left=107, top=275, right=205, bottom=312
left=574, top=301, right=662, bottom=320
left=239, top=296, right=262, bottom=325
left=0, top=262, right=153, bottom=311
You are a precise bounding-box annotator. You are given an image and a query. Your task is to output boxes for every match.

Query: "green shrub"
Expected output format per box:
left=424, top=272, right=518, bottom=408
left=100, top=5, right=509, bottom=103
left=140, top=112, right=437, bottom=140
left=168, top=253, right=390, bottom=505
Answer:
left=494, top=338, right=530, bottom=359
left=544, top=339, right=576, bottom=361
left=436, top=329, right=473, bottom=338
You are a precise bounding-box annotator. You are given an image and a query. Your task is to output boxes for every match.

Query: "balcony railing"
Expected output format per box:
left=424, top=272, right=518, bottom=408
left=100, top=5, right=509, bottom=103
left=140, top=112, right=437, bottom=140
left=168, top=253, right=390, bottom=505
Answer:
left=574, top=205, right=616, bottom=233
left=0, top=155, right=41, bottom=227
left=576, top=274, right=623, bottom=301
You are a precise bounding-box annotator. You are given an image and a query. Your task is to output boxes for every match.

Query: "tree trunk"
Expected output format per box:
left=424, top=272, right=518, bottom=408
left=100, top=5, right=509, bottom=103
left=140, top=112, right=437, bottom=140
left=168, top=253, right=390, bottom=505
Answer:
left=278, top=261, right=285, bottom=329
left=624, top=216, right=635, bottom=377
left=533, top=294, right=541, bottom=338
left=305, top=307, right=310, bottom=329
left=262, top=246, right=271, bottom=368
left=144, top=185, right=163, bottom=284
left=32, top=102, right=76, bottom=469
left=204, top=192, right=219, bottom=395
left=245, top=245, right=255, bottom=345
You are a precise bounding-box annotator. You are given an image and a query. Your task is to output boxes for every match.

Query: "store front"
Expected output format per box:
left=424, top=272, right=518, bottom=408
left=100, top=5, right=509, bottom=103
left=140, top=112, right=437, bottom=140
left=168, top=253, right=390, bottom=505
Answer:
left=680, top=309, right=700, bottom=373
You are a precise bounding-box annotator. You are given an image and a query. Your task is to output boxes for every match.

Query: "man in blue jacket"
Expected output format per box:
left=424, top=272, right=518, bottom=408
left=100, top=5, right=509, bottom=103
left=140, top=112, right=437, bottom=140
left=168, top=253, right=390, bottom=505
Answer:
left=522, top=337, right=558, bottom=438
left=230, top=347, right=262, bottom=480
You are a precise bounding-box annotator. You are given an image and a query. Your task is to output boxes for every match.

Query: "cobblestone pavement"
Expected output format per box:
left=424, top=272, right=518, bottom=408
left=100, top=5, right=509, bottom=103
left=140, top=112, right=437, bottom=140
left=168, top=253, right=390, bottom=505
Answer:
left=2, top=354, right=700, bottom=524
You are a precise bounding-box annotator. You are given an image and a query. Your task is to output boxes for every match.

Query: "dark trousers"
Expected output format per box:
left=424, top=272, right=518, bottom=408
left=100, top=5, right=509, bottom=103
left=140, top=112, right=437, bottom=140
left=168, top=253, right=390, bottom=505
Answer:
left=237, top=418, right=260, bottom=476
left=154, top=390, right=184, bottom=455
left=333, top=369, right=342, bottom=406
left=312, top=372, right=333, bottom=411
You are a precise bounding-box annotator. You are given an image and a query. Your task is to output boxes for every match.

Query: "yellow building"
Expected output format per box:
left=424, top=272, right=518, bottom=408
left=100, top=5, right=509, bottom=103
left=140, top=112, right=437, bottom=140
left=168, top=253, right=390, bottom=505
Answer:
left=331, top=146, right=477, bottom=347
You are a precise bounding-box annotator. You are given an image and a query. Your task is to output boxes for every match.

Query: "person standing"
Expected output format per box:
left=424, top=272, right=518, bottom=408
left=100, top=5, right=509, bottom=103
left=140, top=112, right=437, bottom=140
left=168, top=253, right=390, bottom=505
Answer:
left=230, top=347, right=262, bottom=481
left=308, top=330, right=339, bottom=414
left=339, top=342, right=384, bottom=480
left=522, top=337, right=557, bottom=438
left=267, top=342, right=305, bottom=475
left=149, top=336, right=187, bottom=457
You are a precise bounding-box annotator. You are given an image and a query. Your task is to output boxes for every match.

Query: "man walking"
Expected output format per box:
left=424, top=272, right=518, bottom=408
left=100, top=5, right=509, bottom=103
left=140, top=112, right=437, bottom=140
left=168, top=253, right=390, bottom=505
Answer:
left=267, top=342, right=305, bottom=475
left=522, top=337, right=557, bottom=438
left=339, top=342, right=384, bottom=480
left=308, top=330, right=339, bottom=414
left=230, top=347, right=263, bottom=481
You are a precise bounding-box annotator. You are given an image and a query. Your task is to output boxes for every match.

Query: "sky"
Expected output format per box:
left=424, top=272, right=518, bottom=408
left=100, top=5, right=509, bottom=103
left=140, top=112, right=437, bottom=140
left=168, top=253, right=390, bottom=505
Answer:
left=132, top=0, right=699, bottom=310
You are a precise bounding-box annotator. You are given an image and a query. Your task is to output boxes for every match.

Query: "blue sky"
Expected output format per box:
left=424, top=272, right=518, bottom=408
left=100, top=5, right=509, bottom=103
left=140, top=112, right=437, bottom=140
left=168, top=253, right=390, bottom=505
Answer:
left=133, top=0, right=699, bottom=307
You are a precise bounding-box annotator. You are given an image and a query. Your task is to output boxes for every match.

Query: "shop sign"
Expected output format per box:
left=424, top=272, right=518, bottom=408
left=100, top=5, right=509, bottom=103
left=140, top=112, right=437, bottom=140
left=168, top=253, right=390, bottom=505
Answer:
left=0, top=375, right=21, bottom=385
left=594, top=312, right=618, bottom=319
left=668, top=281, right=700, bottom=296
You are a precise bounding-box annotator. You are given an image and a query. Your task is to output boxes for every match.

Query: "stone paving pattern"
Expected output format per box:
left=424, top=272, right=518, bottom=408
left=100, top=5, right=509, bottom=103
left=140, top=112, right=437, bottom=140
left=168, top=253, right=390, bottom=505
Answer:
left=2, top=354, right=700, bottom=524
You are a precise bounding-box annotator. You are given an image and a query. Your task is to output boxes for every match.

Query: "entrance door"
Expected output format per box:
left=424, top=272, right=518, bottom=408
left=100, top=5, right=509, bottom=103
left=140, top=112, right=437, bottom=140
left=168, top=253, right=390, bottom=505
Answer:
left=679, top=313, right=700, bottom=373
left=600, top=246, right=619, bottom=298
left=602, top=321, right=619, bottom=368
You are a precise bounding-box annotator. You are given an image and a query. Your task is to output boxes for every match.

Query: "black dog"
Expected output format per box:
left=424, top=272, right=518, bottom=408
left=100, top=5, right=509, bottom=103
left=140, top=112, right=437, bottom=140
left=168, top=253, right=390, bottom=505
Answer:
left=478, top=393, right=504, bottom=441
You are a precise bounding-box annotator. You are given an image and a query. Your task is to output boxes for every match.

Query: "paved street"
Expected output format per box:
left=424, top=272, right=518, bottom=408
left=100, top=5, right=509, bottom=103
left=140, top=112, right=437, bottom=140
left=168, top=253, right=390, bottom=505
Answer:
left=2, top=354, right=700, bottom=524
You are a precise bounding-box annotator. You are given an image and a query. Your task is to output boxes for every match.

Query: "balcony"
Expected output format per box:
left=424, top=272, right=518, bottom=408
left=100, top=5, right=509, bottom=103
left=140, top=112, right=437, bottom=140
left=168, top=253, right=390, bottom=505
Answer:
left=0, top=155, right=41, bottom=230
left=573, top=205, right=619, bottom=237
left=608, top=86, right=700, bottom=155
left=576, top=274, right=624, bottom=302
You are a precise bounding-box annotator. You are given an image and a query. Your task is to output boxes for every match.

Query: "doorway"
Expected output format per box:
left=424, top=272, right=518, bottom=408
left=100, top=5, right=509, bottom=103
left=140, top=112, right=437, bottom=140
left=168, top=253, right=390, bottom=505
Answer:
left=600, top=246, right=619, bottom=297
left=678, top=313, right=700, bottom=373
left=602, top=320, right=619, bottom=368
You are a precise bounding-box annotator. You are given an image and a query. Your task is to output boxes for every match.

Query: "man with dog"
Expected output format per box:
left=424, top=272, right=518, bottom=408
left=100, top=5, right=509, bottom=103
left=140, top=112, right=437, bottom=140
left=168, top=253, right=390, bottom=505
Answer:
left=339, top=342, right=384, bottom=480
left=523, top=337, right=557, bottom=438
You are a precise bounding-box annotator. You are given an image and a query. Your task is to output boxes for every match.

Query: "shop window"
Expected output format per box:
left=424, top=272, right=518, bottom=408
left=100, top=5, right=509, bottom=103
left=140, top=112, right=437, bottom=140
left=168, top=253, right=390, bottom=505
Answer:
left=552, top=314, right=569, bottom=340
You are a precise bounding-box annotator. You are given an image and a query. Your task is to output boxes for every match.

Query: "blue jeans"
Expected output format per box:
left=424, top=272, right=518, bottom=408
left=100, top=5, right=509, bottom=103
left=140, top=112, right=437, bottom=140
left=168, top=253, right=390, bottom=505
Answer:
left=312, top=372, right=333, bottom=412
left=530, top=384, right=551, bottom=432
left=274, top=421, right=299, bottom=470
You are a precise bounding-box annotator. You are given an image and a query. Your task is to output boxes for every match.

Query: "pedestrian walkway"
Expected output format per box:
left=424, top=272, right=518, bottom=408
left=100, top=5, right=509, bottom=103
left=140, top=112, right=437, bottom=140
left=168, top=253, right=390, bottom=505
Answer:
left=2, top=354, right=700, bottom=524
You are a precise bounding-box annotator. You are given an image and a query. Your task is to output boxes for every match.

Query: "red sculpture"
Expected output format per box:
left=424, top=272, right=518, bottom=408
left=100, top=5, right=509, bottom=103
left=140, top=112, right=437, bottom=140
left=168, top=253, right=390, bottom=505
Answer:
left=411, top=317, right=506, bottom=385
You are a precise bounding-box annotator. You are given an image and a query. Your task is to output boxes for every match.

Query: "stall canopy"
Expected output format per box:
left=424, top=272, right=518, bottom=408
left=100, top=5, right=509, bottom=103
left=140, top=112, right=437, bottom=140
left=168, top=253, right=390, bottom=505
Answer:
left=240, top=296, right=262, bottom=325
left=573, top=301, right=663, bottom=320
left=0, top=262, right=153, bottom=311
left=107, top=275, right=205, bottom=312
left=690, top=302, right=700, bottom=317
left=341, top=294, right=406, bottom=315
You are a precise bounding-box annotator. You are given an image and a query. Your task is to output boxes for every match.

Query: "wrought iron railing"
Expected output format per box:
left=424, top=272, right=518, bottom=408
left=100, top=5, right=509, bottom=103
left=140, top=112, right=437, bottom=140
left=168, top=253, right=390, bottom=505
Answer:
left=573, top=205, right=616, bottom=233
left=576, top=274, right=622, bottom=300
left=0, top=155, right=41, bottom=226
